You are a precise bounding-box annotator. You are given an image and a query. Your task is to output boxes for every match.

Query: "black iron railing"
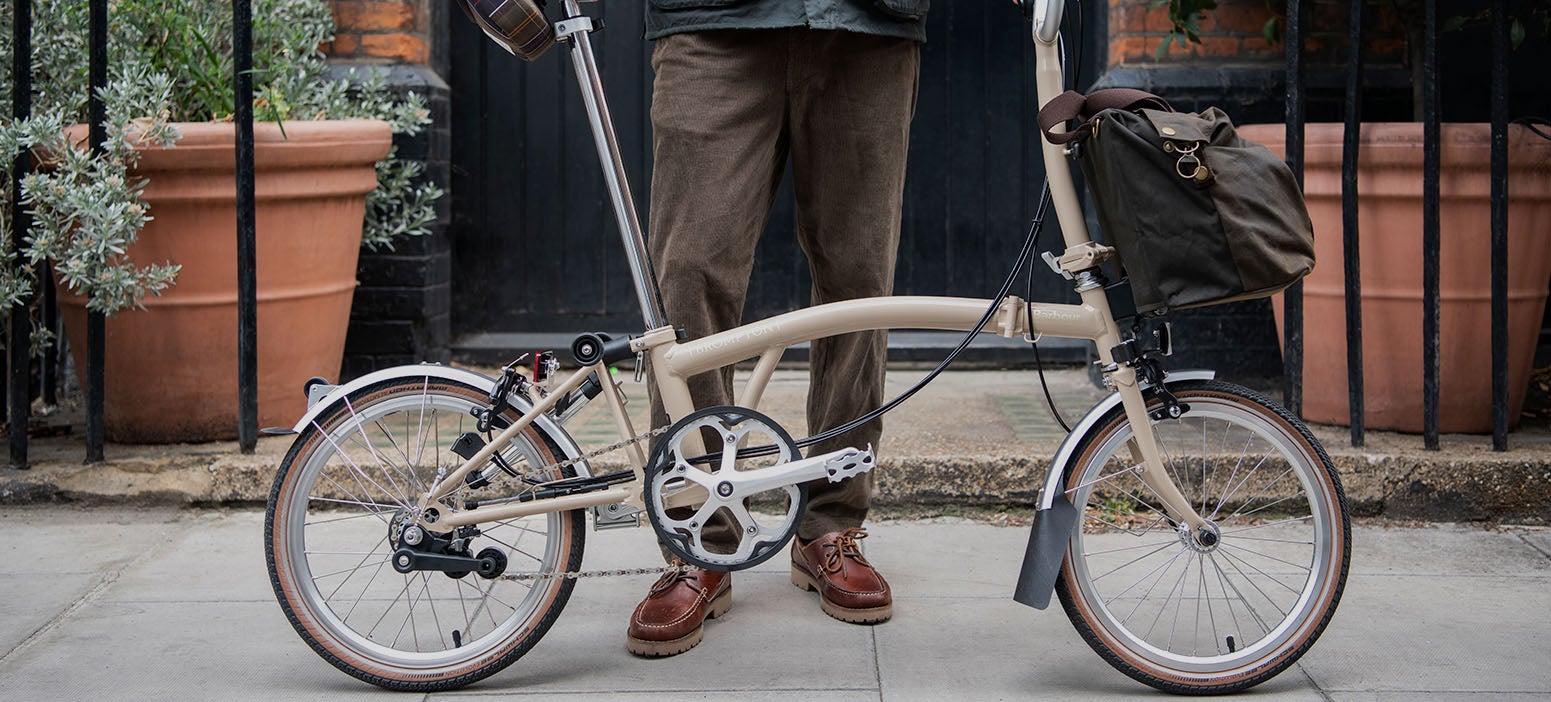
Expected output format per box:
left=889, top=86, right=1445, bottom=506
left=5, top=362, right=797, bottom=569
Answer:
left=9, top=0, right=33, bottom=469
left=1284, top=0, right=1515, bottom=452
left=5, top=0, right=260, bottom=465
left=3, top=0, right=1526, bottom=464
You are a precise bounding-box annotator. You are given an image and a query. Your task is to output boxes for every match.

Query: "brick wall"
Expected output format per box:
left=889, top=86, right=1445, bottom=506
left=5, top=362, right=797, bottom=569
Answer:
left=1107, top=0, right=1407, bottom=68
left=327, top=0, right=432, bottom=64
left=326, top=2, right=453, bottom=379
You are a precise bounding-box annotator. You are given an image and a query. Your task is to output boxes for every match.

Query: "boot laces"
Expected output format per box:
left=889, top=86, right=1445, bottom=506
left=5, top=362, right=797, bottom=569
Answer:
left=647, top=560, right=701, bottom=597
left=821, top=528, right=872, bottom=574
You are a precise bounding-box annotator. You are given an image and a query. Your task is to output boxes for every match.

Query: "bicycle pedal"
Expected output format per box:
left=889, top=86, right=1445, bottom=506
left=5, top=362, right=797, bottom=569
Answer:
left=823, top=445, right=876, bottom=483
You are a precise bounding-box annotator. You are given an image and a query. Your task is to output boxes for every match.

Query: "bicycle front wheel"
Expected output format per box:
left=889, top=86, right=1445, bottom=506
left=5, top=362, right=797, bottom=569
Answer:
left=266, top=377, right=585, bottom=691
left=1056, top=380, right=1349, bottom=694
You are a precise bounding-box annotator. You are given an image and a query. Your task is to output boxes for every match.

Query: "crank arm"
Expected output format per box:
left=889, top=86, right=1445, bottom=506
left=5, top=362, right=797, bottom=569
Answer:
left=662, top=446, right=875, bottom=510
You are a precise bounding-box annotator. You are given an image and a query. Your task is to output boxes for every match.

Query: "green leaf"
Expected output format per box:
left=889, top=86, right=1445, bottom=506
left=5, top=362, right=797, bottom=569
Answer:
left=1512, top=19, right=1526, bottom=50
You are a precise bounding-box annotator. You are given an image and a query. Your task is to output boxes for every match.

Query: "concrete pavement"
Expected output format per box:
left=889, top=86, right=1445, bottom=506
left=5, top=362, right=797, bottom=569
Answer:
left=1, top=506, right=1548, bottom=700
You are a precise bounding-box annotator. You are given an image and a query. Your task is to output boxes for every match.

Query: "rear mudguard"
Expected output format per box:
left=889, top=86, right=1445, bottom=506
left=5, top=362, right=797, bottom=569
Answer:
left=1012, top=370, right=1214, bottom=609
left=288, top=364, right=592, bottom=479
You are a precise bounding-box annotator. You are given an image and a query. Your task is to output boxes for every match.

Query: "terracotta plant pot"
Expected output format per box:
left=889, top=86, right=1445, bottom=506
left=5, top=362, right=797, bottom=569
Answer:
left=1244, top=122, right=1551, bottom=434
left=58, top=120, right=391, bottom=443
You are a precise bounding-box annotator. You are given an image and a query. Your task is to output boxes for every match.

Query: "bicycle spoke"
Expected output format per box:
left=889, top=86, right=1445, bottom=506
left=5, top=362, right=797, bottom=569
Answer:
left=313, top=558, right=392, bottom=582
left=306, top=510, right=388, bottom=527
left=1145, top=551, right=1194, bottom=640
left=309, top=495, right=399, bottom=513
left=1209, top=550, right=1267, bottom=636
left=420, top=573, right=448, bottom=651
left=1221, top=541, right=1312, bottom=573
left=341, top=552, right=392, bottom=623
left=313, top=469, right=394, bottom=526
left=1082, top=539, right=1179, bottom=557
left=1209, top=432, right=1258, bottom=520
left=1219, top=515, right=1313, bottom=535
left=1214, top=552, right=1279, bottom=634
left=1220, top=547, right=1299, bottom=606
left=310, top=419, right=412, bottom=512
left=1091, top=539, right=1181, bottom=586
left=367, top=574, right=417, bottom=639
left=1232, top=534, right=1315, bottom=545
left=1208, top=448, right=1274, bottom=521
left=319, top=534, right=390, bottom=601
left=372, top=418, right=429, bottom=494
left=343, top=396, right=413, bottom=507
left=1198, top=552, right=1217, bottom=656
left=1223, top=473, right=1303, bottom=523
left=1120, top=547, right=1187, bottom=626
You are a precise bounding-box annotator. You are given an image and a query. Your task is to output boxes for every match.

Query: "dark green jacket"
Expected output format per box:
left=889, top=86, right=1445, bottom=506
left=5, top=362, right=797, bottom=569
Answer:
left=645, top=0, right=928, bottom=42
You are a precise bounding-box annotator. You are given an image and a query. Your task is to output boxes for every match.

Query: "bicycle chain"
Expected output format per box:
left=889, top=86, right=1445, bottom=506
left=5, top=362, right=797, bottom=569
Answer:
left=489, top=423, right=685, bottom=582
left=498, top=563, right=699, bottom=582
left=547, top=424, right=670, bottom=476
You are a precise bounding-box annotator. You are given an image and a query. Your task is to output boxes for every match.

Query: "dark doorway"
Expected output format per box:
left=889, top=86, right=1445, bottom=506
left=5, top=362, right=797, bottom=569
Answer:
left=447, top=4, right=1107, bottom=357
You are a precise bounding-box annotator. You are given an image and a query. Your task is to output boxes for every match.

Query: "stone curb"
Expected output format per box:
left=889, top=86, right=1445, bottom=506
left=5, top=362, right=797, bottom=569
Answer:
left=4, top=438, right=1547, bottom=524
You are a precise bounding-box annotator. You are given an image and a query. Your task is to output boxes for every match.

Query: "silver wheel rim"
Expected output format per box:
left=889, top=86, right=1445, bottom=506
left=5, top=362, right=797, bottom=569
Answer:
left=1067, top=395, right=1338, bottom=675
left=280, top=384, right=568, bottom=670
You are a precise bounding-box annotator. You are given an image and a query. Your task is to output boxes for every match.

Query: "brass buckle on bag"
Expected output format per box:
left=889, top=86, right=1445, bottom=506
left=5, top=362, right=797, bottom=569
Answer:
left=1164, top=141, right=1210, bottom=182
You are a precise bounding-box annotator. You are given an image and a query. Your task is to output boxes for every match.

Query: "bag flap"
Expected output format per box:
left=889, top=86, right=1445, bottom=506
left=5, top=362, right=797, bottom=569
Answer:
left=1139, top=109, right=1211, bottom=143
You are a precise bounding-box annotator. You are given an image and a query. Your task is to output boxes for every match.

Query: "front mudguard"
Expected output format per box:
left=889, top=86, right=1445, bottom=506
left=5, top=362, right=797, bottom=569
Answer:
left=1011, top=370, right=1214, bottom=610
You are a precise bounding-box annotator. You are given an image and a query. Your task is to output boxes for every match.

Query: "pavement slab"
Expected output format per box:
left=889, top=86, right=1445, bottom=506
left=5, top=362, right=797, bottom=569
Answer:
left=1299, top=573, right=1551, bottom=695
left=0, top=510, right=1547, bottom=700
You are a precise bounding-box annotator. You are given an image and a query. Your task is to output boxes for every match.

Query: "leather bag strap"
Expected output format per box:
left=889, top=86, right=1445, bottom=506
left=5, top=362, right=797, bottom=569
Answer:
left=1037, top=88, right=1174, bottom=144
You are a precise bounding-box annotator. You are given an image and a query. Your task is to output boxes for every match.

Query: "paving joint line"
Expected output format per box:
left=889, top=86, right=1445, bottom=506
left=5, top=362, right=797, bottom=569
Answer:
left=871, top=625, right=885, bottom=702
left=1515, top=532, right=1551, bottom=562
left=1297, top=662, right=1335, bottom=702
left=0, top=511, right=190, bottom=663
left=436, top=686, right=881, bottom=697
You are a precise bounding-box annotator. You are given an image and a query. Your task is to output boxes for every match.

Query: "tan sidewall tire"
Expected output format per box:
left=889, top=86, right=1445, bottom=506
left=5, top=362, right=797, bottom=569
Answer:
left=266, top=379, right=585, bottom=690
left=1055, top=382, right=1350, bottom=694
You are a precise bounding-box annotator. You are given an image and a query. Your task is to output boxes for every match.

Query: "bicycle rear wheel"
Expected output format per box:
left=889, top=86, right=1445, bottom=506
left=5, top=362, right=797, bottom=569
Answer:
left=266, top=377, right=585, bottom=691
left=1056, top=380, right=1349, bottom=694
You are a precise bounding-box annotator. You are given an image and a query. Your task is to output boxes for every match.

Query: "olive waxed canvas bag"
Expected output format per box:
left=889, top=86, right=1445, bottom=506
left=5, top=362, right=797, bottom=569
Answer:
left=1038, top=89, right=1315, bottom=315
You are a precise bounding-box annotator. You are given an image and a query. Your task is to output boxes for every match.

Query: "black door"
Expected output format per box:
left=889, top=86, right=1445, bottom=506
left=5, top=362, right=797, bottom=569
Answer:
left=448, top=3, right=1106, bottom=345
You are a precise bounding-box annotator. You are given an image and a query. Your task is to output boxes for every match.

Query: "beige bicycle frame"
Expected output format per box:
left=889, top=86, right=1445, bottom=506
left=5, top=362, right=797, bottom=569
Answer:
left=421, top=7, right=1208, bottom=533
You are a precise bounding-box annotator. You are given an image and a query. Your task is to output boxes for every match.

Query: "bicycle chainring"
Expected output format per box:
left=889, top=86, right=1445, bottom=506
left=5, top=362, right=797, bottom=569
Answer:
left=644, top=406, right=807, bottom=572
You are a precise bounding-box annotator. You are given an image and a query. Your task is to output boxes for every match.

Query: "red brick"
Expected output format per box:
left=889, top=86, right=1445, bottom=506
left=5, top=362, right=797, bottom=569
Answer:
left=360, top=32, right=428, bottom=63
left=327, top=31, right=361, bottom=56
left=1192, top=36, right=1243, bottom=57
left=1367, top=37, right=1407, bottom=62
left=336, top=0, right=416, bottom=32
left=1209, top=4, right=1277, bottom=36
left=1145, top=6, right=1177, bottom=34
left=1109, top=36, right=1158, bottom=64
left=1113, top=5, right=1147, bottom=34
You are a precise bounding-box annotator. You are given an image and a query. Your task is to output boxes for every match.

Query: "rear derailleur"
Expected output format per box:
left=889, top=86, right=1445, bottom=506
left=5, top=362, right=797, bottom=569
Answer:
left=389, top=512, right=507, bottom=580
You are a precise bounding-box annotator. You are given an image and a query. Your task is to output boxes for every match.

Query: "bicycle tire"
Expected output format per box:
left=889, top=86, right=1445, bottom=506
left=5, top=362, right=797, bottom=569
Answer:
left=1055, top=380, right=1350, bottom=694
left=266, top=377, right=585, bottom=691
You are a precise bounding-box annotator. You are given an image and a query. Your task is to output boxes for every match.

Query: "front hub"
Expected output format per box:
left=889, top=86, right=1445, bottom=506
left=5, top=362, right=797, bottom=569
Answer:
left=1179, top=520, right=1222, bottom=554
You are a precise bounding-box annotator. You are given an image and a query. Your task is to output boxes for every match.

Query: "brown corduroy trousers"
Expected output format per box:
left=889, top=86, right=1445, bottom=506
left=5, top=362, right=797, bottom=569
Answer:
left=647, top=28, right=919, bottom=551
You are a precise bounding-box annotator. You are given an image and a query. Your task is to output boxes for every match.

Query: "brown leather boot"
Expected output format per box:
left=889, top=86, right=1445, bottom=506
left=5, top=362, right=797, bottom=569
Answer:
left=791, top=528, right=892, bottom=624
left=626, top=564, right=731, bottom=657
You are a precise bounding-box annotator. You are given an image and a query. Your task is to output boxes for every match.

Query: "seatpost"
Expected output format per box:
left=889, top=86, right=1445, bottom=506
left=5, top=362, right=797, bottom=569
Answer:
left=557, top=0, right=668, bottom=330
